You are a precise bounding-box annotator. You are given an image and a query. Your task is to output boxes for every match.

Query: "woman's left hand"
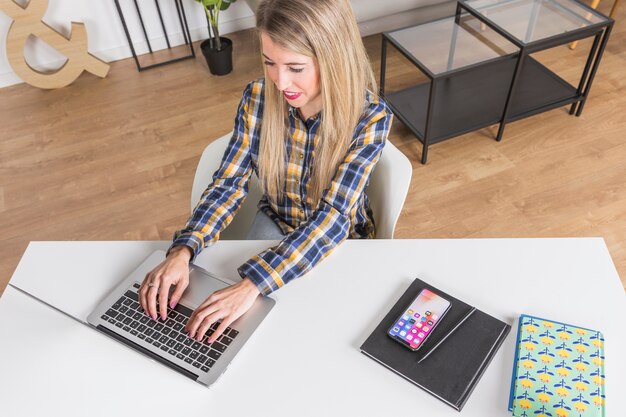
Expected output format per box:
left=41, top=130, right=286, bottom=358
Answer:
left=185, top=277, right=261, bottom=344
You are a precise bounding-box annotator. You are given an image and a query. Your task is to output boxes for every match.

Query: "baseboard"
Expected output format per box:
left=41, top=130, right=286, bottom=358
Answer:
left=0, top=14, right=256, bottom=89
left=0, top=71, right=23, bottom=88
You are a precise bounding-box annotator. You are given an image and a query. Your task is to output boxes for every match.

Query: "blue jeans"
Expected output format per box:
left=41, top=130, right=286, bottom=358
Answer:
left=246, top=210, right=286, bottom=240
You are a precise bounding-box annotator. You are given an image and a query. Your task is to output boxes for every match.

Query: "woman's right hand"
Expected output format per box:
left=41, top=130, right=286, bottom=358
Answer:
left=139, top=246, right=193, bottom=321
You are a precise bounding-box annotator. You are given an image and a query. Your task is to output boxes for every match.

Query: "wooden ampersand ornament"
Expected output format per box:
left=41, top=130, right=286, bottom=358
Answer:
left=0, top=0, right=109, bottom=89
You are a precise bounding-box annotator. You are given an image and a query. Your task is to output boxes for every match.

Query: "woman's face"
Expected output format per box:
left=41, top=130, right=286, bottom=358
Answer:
left=261, top=32, right=321, bottom=119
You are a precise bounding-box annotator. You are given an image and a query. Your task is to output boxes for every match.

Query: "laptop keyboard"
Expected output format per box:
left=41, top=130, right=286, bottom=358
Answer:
left=100, top=283, right=239, bottom=374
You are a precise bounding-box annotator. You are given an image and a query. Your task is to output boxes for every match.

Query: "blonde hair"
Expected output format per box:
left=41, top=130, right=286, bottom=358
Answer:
left=256, top=0, right=377, bottom=206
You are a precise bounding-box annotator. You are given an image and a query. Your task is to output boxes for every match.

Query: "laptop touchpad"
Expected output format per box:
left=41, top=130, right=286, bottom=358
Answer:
left=179, top=268, right=231, bottom=309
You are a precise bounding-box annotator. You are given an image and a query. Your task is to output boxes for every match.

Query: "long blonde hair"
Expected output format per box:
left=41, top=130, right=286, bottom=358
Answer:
left=256, top=0, right=377, bottom=206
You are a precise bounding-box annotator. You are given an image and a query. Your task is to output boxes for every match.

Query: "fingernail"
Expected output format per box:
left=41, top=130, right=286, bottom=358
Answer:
left=152, top=314, right=156, bottom=320
left=170, top=300, right=177, bottom=309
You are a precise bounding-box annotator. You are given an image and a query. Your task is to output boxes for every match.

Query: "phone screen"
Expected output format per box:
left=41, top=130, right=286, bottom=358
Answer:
left=388, top=288, right=451, bottom=350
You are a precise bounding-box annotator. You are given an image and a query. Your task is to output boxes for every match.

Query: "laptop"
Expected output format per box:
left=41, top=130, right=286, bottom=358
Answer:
left=86, top=250, right=275, bottom=387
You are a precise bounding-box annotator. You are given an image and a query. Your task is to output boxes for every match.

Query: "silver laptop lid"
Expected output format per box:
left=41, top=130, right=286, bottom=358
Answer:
left=87, top=250, right=275, bottom=387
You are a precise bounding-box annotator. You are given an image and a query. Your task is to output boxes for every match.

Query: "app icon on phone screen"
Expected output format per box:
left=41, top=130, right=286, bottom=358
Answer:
left=387, top=288, right=451, bottom=351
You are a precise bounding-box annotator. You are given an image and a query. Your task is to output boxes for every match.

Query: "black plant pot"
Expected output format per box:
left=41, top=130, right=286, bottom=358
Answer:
left=200, top=37, right=233, bottom=76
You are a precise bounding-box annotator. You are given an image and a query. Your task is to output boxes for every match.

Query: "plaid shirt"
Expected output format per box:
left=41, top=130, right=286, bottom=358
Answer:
left=171, top=78, right=393, bottom=294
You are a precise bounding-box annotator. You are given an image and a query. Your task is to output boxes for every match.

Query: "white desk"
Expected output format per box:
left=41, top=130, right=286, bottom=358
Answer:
left=1, top=239, right=624, bottom=416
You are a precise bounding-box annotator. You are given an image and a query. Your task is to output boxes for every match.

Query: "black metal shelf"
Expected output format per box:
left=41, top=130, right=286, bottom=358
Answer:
left=385, top=56, right=579, bottom=146
left=381, top=1, right=613, bottom=164
left=113, top=0, right=195, bottom=72
left=508, top=57, right=578, bottom=119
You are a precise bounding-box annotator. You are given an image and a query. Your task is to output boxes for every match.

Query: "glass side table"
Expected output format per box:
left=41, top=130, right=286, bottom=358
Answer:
left=380, top=0, right=613, bottom=163
left=380, top=15, right=519, bottom=163
left=460, top=0, right=614, bottom=140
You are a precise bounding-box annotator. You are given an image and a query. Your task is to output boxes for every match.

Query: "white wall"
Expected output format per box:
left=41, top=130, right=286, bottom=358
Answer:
left=0, top=0, right=256, bottom=88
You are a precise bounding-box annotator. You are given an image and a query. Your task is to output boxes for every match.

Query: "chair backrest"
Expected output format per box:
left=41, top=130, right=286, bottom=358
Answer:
left=367, top=139, right=412, bottom=239
left=191, top=132, right=412, bottom=240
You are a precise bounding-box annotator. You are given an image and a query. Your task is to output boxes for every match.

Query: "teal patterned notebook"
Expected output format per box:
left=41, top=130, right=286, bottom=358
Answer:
left=508, top=315, right=605, bottom=417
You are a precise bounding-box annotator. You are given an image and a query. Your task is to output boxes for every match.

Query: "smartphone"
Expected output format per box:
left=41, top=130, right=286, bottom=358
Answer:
left=388, top=288, right=451, bottom=351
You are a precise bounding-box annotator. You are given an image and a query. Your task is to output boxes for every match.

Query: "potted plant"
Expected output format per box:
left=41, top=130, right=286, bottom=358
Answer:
left=194, top=0, right=237, bottom=75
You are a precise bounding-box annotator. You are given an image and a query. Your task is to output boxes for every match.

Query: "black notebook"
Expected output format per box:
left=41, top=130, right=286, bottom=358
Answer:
left=360, top=278, right=511, bottom=411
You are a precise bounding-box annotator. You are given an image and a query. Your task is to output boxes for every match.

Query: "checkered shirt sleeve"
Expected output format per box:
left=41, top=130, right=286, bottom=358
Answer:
left=238, top=104, right=392, bottom=294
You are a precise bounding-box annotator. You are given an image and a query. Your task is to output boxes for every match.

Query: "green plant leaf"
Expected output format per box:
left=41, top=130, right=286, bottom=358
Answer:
left=221, top=0, right=236, bottom=8
left=193, top=0, right=211, bottom=7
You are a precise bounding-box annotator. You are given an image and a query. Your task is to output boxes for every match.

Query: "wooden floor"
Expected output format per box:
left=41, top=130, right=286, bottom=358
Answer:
left=1, top=4, right=624, bottom=295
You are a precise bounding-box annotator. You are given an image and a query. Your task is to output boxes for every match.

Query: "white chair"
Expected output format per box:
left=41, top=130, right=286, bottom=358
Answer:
left=366, top=137, right=413, bottom=239
left=191, top=131, right=412, bottom=239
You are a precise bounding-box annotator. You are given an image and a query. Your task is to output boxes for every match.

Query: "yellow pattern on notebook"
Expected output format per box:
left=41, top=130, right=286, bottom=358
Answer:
left=509, top=315, right=605, bottom=417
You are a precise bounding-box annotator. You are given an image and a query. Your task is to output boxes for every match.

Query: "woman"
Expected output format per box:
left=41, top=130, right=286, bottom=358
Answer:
left=139, top=0, right=393, bottom=345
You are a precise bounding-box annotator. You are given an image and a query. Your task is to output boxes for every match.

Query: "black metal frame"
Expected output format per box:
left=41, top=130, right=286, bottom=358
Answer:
left=458, top=0, right=613, bottom=140
left=380, top=0, right=613, bottom=164
left=380, top=12, right=519, bottom=164
left=114, top=0, right=195, bottom=72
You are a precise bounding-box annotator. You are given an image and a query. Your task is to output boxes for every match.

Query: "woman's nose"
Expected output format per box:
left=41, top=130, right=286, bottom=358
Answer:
left=275, top=70, right=291, bottom=91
